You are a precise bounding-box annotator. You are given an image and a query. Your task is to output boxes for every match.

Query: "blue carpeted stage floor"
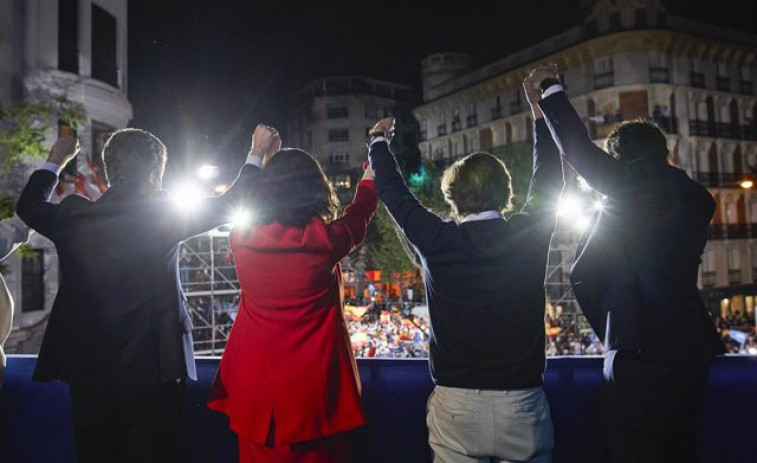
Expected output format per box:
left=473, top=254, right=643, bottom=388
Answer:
left=2, top=355, right=756, bottom=462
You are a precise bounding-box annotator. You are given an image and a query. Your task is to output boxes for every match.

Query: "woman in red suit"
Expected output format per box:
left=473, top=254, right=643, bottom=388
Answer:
left=208, top=143, right=377, bottom=462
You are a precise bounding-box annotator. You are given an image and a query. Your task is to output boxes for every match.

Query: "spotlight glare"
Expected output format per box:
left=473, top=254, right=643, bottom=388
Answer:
left=230, top=209, right=252, bottom=228
left=215, top=183, right=229, bottom=194
left=574, top=215, right=592, bottom=232
left=740, top=180, right=753, bottom=189
left=593, top=199, right=605, bottom=211
left=557, top=195, right=583, bottom=218
left=197, top=164, right=219, bottom=180
left=577, top=176, right=592, bottom=192
left=171, top=181, right=204, bottom=212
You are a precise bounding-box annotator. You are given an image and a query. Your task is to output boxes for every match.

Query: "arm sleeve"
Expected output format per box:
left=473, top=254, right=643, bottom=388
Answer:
left=538, top=91, right=624, bottom=195
left=16, top=170, right=63, bottom=240
left=368, top=140, right=445, bottom=254
left=329, top=179, right=379, bottom=261
left=518, top=118, right=565, bottom=223
left=0, top=216, right=32, bottom=260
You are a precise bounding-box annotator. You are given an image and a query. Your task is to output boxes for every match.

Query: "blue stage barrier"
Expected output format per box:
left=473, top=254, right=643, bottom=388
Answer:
left=2, top=355, right=757, bottom=462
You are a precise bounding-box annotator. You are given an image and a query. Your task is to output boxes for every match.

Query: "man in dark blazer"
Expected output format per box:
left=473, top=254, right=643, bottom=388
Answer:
left=16, top=125, right=280, bottom=463
left=527, top=67, right=724, bottom=463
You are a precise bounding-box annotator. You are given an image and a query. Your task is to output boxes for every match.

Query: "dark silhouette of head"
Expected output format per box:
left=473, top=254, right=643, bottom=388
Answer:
left=256, top=148, right=339, bottom=227
left=606, top=119, right=669, bottom=163
left=441, top=152, right=512, bottom=221
left=102, top=128, right=167, bottom=190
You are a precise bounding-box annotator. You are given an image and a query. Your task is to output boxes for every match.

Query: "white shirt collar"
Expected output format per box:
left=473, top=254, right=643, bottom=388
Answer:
left=461, top=210, right=503, bottom=223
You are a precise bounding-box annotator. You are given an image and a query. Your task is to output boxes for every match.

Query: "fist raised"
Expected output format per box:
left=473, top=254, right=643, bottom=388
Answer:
left=47, top=136, right=80, bottom=167
left=250, top=124, right=282, bottom=162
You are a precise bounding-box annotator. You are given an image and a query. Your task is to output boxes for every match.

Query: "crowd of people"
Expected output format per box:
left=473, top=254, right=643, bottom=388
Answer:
left=716, top=315, right=757, bottom=355
left=346, top=306, right=430, bottom=359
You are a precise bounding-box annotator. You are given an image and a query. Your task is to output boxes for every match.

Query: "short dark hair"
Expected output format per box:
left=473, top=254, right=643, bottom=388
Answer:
left=441, top=152, right=512, bottom=220
left=254, top=148, right=339, bottom=227
left=102, top=128, right=167, bottom=187
left=606, top=119, right=669, bottom=163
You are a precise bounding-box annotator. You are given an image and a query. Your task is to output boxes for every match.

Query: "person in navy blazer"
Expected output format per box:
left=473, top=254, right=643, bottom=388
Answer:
left=16, top=125, right=279, bottom=463
left=528, top=66, right=724, bottom=463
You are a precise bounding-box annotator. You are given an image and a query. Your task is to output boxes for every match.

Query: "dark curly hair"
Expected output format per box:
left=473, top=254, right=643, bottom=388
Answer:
left=606, top=119, right=669, bottom=163
left=253, top=148, right=339, bottom=228
left=441, top=152, right=513, bottom=221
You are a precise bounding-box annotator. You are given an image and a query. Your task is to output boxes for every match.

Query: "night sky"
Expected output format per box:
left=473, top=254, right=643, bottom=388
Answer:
left=127, top=0, right=757, bottom=183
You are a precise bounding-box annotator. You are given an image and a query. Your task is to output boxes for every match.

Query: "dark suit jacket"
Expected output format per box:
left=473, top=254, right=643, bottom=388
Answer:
left=539, top=91, right=725, bottom=362
left=16, top=164, right=260, bottom=386
left=369, top=120, right=564, bottom=389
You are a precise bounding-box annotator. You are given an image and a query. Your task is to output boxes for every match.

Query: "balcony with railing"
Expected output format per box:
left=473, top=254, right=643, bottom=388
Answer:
left=742, top=125, right=757, bottom=140
left=691, top=71, right=706, bottom=88
left=451, top=119, right=461, bottom=132
left=491, top=106, right=503, bottom=120
left=728, top=269, right=743, bottom=285
left=649, top=67, right=671, bottom=83
left=437, top=124, right=447, bottom=137
left=695, top=172, right=748, bottom=188
left=716, top=122, right=741, bottom=139
left=510, top=101, right=524, bottom=115
left=690, top=120, right=717, bottom=137
left=741, top=80, right=755, bottom=95
left=466, top=114, right=478, bottom=128
left=707, top=224, right=726, bottom=240
left=701, top=270, right=717, bottom=287
left=593, top=71, right=614, bottom=89
left=726, top=224, right=749, bottom=240
left=419, top=130, right=427, bottom=142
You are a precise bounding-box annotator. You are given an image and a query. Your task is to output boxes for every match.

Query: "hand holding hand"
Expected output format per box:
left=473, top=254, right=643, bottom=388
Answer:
left=249, top=124, right=281, bottom=164
left=369, top=117, right=396, bottom=143
left=47, top=136, right=80, bottom=167
left=524, top=64, right=559, bottom=119
left=362, top=160, right=373, bottom=181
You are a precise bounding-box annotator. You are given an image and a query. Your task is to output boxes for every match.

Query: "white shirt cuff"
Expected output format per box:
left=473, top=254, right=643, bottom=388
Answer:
left=369, top=136, right=389, bottom=148
left=245, top=155, right=263, bottom=168
left=542, top=84, right=564, bottom=99
left=42, top=162, right=63, bottom=175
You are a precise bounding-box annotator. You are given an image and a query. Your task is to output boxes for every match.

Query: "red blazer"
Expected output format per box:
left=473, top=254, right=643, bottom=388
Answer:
left=208, top=180, right=377, bottom=445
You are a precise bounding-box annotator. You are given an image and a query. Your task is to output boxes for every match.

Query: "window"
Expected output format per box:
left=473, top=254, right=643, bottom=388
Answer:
left=328, top=129, right=349, bottom=142
left=728, top=248, right=742, bottom=284
left=750, top=202, right=757, bottom=223
left=329, top=152, right=350, bottom=164
left=327, top=105, right=348, bottom=119
left=58, top=0, right=79, bottom=73
left=702, top=250, right=717, bottom=287
left=594, top=57, right=613, bottom=73
left=331, top=174, right=351, bottom=189
left=364, top=103, right=378, bottom=119
left=21, top=249, right=44, bottom=313
left=91, top=4, right=118, bottom=87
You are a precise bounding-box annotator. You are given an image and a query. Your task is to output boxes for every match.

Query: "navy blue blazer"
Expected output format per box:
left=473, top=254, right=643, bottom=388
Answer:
left=16, top=164, right=260, bottom=386
left=539, top=91, right=724, bottom=362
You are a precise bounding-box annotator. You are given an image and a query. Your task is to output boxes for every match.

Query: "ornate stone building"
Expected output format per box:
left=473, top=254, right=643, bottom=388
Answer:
left=0, top=0, right=132, bottom=352
left=414, top=0, right=757, bottom=319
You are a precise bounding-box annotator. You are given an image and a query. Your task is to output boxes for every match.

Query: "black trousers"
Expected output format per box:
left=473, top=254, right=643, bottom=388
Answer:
left=69, top=379, right=185, bottom=463
left=599, top=356, right=711, bottom=463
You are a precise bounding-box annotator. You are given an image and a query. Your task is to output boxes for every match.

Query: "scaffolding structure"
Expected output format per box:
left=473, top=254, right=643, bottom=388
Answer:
left=179, top=226, right=239, bottom=355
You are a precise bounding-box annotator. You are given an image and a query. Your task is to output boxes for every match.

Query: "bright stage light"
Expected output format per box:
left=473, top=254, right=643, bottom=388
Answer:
left=197, top=164, right=219, bottom=180
left=574, top=215, right=592, bottom=232
left=230, top=209, right=252, bottom=228
left=171, top=181, right=204, bottom=212
left=577, top=176, right=592, bottom=192
left=214, top=183, right=229, bottom=194
left=740, top=180, right=754, bottom=189
left=593, top=199, right=605, bottom=211
left=557, top=195, right=584, bottom=218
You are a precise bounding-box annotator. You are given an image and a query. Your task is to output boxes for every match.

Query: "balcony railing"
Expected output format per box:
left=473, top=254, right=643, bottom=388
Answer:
left=649, top=67, right=670, bottom=83
left=741, top=80, right=755, bottom=95
left=717, top=76, right=731, bottom=92
left=594, top=71, right=614, bottom=89
left=742, top=125, right=757, bottom=141
left=691, top=71, right=706, bottom=88
left=451, top=119, right=461, bottom=132
left=652, top=116, right=678, bottom=135
left=716, top=122, right=741, bottom=139
left=437, top=124, right=447, bottom=136
left=419, top=131, right=427, bottom=142
left=701, top=270, right=717, bottom=287
left=491, top=106, right=503, bottom=120
left=707, top=224, right=725, bottom=240
left=695, top=172, right=746, bottom=188
left=726, top=224, right=749, bottom=239
left=466, top=114, right=478, bottom=128
left=690, top=120, right=717, bottom=137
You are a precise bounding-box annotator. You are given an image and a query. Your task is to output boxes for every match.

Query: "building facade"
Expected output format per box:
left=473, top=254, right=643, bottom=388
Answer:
left=0, top=0, right=132, bottom=352
left=288, top=76, right=419, bottom=189
left=414, top=0, right=757, bottom=319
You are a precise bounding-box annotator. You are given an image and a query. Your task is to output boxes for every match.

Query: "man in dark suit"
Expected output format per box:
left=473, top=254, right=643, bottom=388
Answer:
left=527, top=66, right=724, bottom=463
left=16, top=125, right=280, bottom=463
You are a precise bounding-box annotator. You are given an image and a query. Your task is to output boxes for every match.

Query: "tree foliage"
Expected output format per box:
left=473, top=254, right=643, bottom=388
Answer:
left=0, top=97, right=86, bottom=170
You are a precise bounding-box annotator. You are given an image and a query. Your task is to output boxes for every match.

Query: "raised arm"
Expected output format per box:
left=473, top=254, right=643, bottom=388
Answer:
left=329, top=167, right=379, bottom=261
left=528, top=67, right=623, bottom=195
left=518, top=76, right=564, bottom=220
left=16, top=136, right=80, bottom=239
left=368, top=117, right=445, bottom=254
